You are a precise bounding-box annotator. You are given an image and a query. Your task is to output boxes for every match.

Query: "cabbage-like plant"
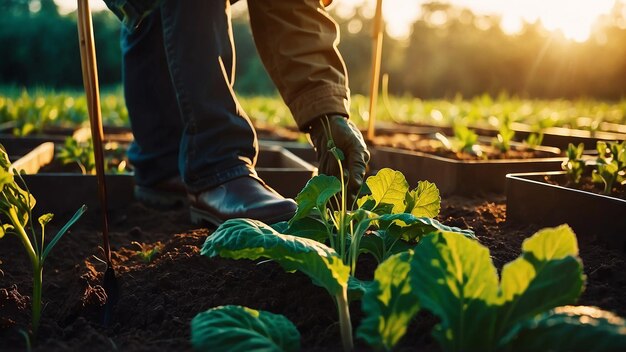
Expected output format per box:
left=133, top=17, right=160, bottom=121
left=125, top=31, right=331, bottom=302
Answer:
left=358, top=225, right=626, bottom=351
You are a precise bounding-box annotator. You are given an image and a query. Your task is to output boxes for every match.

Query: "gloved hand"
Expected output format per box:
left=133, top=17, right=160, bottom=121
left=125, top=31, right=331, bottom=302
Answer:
left=309, top=115, right=370, bottom=207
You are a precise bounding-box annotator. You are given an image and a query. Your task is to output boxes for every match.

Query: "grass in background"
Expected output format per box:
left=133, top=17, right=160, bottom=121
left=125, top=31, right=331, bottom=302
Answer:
left=1, top=86, right=625, bottom=137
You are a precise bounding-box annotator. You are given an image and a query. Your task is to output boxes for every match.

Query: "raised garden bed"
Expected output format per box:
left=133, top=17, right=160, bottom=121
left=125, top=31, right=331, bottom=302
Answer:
left=506, top=171, right=626, bottom=251
left=390, top=121, right=626, bottom=149
left=1, top=193, right=624, bottom=351
left=368, top=133, right=564, bottom=195
left=8, top=142, right=314, bottom=216
left=255, top=144, right=316, bottom=198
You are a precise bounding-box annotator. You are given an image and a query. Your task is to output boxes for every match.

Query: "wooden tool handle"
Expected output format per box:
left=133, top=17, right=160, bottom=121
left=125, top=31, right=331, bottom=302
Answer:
left=77, top=0, right=111, bottom=264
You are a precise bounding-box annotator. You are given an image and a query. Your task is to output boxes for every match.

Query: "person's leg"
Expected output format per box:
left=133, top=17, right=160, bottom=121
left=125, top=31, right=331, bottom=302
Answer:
left=157, top=0, right=295, bottom=224
left=159, top=0, right=258, bottom=193
left=122, top=10, right=183, bottom=188
left=247, top=0, right=351, bottom=131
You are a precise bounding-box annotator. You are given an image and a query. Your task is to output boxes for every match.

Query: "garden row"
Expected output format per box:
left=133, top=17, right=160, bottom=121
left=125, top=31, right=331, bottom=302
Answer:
left=1, top=95, right=626, bottom=350
left=2, top=129, right=626, bottom=351
left=3, top=115, right=624, bottom=251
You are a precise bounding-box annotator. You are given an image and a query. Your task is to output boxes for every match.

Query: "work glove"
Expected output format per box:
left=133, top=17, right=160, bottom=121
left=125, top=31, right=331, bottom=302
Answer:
left=309, top=115, right=370, bottom=207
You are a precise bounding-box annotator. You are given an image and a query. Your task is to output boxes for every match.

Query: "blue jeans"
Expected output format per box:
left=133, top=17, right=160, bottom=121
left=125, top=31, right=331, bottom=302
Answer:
left=122, top=0, right=257, bottom=192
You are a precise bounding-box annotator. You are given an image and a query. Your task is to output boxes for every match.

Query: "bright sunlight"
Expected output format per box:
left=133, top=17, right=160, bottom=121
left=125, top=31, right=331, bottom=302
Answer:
left=336, top=0, right=618, bottom=41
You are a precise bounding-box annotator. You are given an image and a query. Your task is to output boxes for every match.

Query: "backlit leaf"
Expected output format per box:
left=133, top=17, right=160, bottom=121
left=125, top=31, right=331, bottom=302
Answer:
left=290, top=175, right=341, bottom=224
left=410, top=232, right=500, bottom=351
left=191, top=305, right=300, bottom=352
left=500, top=306, right=626, bottom=351
left=365, top=168, right=409, bottom=214
left=406, top=181, right=440, bottom=218
left=203, top=218, right=349, bottom=296
left=358, top=251, right=420, bottom=351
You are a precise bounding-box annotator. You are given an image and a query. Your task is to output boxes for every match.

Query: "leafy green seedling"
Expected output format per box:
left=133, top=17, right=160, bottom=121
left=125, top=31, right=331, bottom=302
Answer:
left=56, top=137, right=131, bottom=175
left=436, top=124, right=483, bottom=157
left=592, top=141, right=626, bottom=194
left=562, top=143, right=585, bottom=184
left=132, top=241, right=161, bottom=263
left=524, top=132, right=544, bottom=149
left=57, top=136, right=95, bottom=174
left=0, top=144, right=86, bottom=335
left=358, top=225, right=626, bottom=351
left=453, top=123, right=481, bottom=156
left=191, top=305, right=300, bottom=352
left=202, top=219, right=353, bottom=351
left=491, top=119, right=515, bottom=153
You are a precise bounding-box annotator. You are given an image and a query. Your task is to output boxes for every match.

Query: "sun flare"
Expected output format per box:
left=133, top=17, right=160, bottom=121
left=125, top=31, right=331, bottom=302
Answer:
left=337, top=0, right=618, bottom=41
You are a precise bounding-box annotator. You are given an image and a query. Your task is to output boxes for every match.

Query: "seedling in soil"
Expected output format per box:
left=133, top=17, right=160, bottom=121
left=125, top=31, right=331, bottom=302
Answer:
left=562, top=143, right=585, bottom=185
left=523, top=131, right=544, bottom=149
left=358, top=225, right=626, bottom=351
left=56, top=136, right=130, bottom=175
left=0, top=143, right=86, bottom=335
left=57, top=136, right=96, bottom=174
left=131, top=241, right=161, bottom=263
left=491, top=116, right=515, bottom=153
left=592, top=141, right=626, bottom=194
left=201, top=119, right=473, bottom=351
left=435, top=123, right=483, bottom=157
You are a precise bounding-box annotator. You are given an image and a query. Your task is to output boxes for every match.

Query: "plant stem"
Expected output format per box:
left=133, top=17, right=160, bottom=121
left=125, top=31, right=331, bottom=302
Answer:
left=9, top=208, right=37, bottom=265
left=337, top=158, right=347, bottom=261
left=8, top=207, right=42, bottom=335
left=335, top=291, right=353, bottom=352
left=32, top=265, right=43, bottom=335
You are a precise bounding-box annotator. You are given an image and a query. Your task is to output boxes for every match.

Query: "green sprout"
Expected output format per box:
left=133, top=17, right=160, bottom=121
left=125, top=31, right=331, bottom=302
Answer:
left=592, top=141, right=626, bottom=194
left=57, top=136, right=96, bottom=174
left=56, top=136, right=130, bottom=175
left=562, top=143, right=585, bottom=185
left=0, top=144, right=86, bottom=335
left=132, top=241, right=161, bottom=263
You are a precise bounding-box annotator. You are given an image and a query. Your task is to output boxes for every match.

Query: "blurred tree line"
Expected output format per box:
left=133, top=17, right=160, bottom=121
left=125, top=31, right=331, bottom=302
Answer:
left=1, top=0, right=626, bottom=100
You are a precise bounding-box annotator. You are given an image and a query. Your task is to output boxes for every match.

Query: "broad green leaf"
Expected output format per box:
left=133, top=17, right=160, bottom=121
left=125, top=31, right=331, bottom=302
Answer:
left=347, top=276, right=375, bottom=301
left=377, top=213, right=476, bottom=242
left=406, top=181, right=441, bottom=218
left=270, top=221, right=289, bottom=233
left=191, top=305, right=300, bottom=352
left=500, top=306, right=626, bottom=351
left=521, top=224, right=579, bottom=261
left=410, top=232, right=500, bottom=351
left=498, top=225, right=584, bottom=334
left=358, top=251, right=420, bottom=351
left=290, top=175, right=341, bottom=224
left=365, top=168, right=409, bottom=214
left=203, top=219, right=350, bottom=296
left=282, top=216, right=329, bottom=243
left=359, top=230, right=414, bottom=264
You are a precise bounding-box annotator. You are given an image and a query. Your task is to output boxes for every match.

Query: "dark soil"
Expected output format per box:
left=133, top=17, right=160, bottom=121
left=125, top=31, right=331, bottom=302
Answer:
left=1, top=195, right=625, bottom=351
left=370, top=133, right=557, bottom=160
left=545, top=174, right=626, bottom=200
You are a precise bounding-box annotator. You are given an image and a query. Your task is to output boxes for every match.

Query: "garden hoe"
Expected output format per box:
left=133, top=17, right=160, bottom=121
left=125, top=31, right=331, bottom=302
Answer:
left=76, top=0, right=118, bottom=325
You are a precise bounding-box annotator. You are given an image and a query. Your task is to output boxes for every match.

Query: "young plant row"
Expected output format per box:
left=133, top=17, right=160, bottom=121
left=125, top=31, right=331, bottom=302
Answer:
left=191, top=168, right=626, bottom=351
left=563, top=141, right=626, bottom=194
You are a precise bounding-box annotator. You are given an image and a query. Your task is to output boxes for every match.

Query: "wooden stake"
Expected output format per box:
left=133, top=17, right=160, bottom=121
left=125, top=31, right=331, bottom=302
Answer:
left=367, top=0, right=384, bottom=141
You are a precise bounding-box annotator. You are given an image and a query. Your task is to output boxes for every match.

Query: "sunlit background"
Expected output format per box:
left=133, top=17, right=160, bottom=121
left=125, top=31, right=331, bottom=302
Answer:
left=54, top=0, right=619, bottom=42
left=3, top=0, right=626, bottom=100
